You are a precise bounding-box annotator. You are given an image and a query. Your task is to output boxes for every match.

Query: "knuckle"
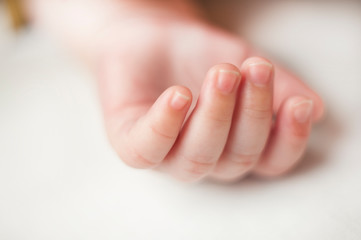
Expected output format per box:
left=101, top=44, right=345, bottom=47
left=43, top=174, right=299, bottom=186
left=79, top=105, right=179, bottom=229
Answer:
left=181, top=155, right=216, bottom=178
left=243, top=106, right=271, bottom=120
left=230, top=152, right=259, bottom=164
left=205, top=110, right=233, bottom=124
left=184, top=161, right=214, bottom=178
left=121, top=145, right=158, bottom=169
left=181, top=153, right=216, bottom=164
left=149, top=122, right=174, bottom=140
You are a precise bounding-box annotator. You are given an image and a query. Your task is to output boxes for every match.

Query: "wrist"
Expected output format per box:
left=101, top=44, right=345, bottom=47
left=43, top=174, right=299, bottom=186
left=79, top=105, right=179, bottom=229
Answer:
left=87, top=0, right=205, bottom=64
left=27, top=0, right=205, bottom=64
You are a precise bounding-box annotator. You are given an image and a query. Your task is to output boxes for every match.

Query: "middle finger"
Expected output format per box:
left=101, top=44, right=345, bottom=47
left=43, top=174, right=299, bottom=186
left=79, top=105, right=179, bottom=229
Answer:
left=166, top=63, right=241, bottom=182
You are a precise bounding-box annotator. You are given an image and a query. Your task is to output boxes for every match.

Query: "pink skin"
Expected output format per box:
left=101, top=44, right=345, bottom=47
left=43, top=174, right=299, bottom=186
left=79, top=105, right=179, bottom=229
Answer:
left=212, top=60, right=274, bottom=181
left=253, top=96, right=314, bottom=177
left=97, top=13, right=324, bottom=182
left=166, top=64, right=241, bottom=181
left=28, top=0, right=324, bottom=182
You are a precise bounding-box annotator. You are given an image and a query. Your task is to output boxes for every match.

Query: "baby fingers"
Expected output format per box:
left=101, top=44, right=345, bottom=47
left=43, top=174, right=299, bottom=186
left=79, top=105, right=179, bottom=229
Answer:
left=108, top=86, right=192, bottom=169
left=212, top=57, right=274, bottom=181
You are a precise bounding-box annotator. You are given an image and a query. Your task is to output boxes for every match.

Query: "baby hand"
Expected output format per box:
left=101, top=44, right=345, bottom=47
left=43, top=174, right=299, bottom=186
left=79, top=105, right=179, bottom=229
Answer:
left=97, top=17, right=324, bottom=182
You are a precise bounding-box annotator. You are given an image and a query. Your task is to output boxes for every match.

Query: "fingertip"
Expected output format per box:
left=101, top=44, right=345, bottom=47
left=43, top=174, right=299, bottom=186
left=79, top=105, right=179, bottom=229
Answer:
left=150, top=86, right=192, bottom=117
left=146, top=86, right=192, bottom=141
left=208, top=63, right=241, bottom=78
left=207, top=64, right=242, bottom=96
left=212, top=62, right=241, bottom=71
left=282, top=96, right=313, bottom=136
left=294, top=88, right=325, bottom=122
left=241, top=57, right=274, bottom=88
left=311, top=94, right=326, bottom=122
left=286, top=94, right=325, bottom=124
left=242, top=57, right=274, bottom=69
left=167, top=86, right=193, bottom=111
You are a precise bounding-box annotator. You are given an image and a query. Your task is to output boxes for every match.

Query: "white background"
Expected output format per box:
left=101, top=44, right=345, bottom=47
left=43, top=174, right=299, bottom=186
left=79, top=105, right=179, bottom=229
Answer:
left=1, top=0, right=361, bottom=239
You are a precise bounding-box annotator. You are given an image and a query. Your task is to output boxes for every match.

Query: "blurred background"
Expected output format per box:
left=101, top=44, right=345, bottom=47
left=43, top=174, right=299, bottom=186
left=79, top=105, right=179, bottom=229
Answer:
left=1, top=0, right=361, bottom=239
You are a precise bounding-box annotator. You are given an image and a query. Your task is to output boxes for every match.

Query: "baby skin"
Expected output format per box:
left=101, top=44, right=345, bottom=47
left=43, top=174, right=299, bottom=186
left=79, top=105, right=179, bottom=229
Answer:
left=29, top=0, right=324, bottom=182
left=95, top=2, right=324, bottom=182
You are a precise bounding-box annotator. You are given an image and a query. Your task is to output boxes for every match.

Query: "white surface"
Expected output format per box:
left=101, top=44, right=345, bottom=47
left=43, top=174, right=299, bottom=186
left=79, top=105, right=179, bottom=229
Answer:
left=1, top=1, right=361, bottom=239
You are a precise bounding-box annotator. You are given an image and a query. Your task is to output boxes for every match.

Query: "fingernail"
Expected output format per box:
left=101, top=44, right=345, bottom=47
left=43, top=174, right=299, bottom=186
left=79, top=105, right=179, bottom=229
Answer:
left=248, top=62, right=273, bottom=87
left=217, top=70, right=240, bottom=94
left=293, top=100, right=313, bottom=123
left=170, top=91, right=190, bottom=110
